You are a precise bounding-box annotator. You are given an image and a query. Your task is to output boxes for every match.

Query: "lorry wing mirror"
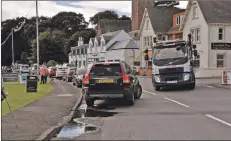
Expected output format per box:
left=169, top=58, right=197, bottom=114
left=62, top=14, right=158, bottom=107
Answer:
left=194, top=50, right=198, bottom=57
left=193, top=44, right=197, bottom=49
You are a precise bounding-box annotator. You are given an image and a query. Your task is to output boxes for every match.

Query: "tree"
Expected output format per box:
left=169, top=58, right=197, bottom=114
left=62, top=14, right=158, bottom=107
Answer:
left=50, top=12, right=88, bottom=36
left=30, top=30, right=66, bottom=64
left=47, top=60, right=57, bottom=67
left=154, top=1, right=179, bottom=7
left=119, top=15, right=131, bottom=20
left=89, top=10, right=119, bottom=25
left=21, top=51, right=28, bottom=64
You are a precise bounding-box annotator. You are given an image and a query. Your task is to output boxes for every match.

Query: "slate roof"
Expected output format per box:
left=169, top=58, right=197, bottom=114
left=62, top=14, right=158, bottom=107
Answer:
left=102, top=30, right=121, bottom=44
left=167, top=27, right=181, bottom=34
left=197, top=1, right=231, bottom=23
left=147, top=6, right=185, bottom=34
left=98, top=19, right=131, bottom=34
left=107, top=39, right=139, bottom=51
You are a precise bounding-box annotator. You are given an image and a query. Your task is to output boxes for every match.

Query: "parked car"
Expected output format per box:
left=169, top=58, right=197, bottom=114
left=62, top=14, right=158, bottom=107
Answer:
left=48, top=67, right=57, bottom=78
left=82, top=61, right=142, bottom=106
left=72, top=68, right=86, bottom=87
left=62, top=67, right=76, bottom=82
left=56, top=67, right=67, bottom=79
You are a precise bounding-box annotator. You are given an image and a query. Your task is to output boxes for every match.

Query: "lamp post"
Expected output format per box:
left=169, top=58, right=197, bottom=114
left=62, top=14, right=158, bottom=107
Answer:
left=36, top=0, right=40, bottom=75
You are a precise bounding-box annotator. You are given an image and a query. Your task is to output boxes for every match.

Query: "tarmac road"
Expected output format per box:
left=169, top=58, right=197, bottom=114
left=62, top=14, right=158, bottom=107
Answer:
left=53, top=78, right=231, bottom=140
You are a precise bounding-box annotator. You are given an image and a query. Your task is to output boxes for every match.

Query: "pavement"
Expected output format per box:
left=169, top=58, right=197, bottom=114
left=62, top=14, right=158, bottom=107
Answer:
left=1, top=80, right=82, bottom=140
left=53, top=77, right=231, bottom=140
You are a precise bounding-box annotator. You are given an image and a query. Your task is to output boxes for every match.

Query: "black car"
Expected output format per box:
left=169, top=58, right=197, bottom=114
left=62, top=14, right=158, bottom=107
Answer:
left=82, top=61, right=142, bottom=106
left=72, top=68, right=86, bottom=87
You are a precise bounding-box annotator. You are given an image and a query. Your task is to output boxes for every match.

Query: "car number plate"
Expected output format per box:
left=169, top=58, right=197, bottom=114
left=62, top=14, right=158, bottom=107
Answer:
left=167, top=80, right=177, bottom=83
left=98, top=79, right=114, bottom=83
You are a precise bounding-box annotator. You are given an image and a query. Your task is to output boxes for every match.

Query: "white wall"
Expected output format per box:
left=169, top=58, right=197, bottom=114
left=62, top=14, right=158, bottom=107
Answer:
left=124, top=49, right=140, bottom=66
left=139, top=9, right=156, bottom=67
left=209, top=25, right=231, bottom=69
left=183, top=2, right=209, bottom=69
left=105, top=49, right=125, bottom=62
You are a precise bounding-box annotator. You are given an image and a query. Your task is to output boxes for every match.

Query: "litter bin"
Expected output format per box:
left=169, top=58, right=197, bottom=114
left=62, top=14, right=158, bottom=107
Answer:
left=26, top=75, right=38, bottom=92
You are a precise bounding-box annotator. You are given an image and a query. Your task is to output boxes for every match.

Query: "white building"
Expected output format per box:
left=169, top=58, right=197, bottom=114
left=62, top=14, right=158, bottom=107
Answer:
left=68, top=37, right=88, bottom=68
left=87, top=30, right=132, bottom=64
left=180, top=1, right=231, bottom=77
left=139, top=6, right=185, bottom=68
left=105, top=39, right=140, bottom=66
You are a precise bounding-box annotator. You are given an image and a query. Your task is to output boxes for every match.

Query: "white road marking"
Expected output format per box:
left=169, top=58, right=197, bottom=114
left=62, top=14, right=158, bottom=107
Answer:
left=164, top=97, right=190, bottom=108
left=206, top=86, right=214, bottom=88
left=143, top=90, right=157, bottom=95
left=57, top=94, right=74, bottom=97
left=206, top=114, right=231, bottom=127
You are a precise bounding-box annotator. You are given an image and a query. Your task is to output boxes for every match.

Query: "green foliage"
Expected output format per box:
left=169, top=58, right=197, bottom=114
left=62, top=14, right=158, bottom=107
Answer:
left=47, top=60, right=57, bottom=67
left=119, top=15, right=131, bottom=20
left=89, top=10, right=119, bottom=25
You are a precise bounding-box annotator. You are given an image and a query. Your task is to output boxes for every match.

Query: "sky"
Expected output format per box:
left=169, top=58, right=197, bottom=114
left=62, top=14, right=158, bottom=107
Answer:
left=2, top=1, right=188, bottom=26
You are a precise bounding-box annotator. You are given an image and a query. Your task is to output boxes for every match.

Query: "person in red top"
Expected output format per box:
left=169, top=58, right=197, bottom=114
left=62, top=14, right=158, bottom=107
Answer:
left=40, top=64, right=48, bottom=84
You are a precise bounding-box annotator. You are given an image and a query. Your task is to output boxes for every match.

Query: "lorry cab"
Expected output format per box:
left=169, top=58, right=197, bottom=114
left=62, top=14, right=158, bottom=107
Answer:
left=151, top=38, right=198, bottom=91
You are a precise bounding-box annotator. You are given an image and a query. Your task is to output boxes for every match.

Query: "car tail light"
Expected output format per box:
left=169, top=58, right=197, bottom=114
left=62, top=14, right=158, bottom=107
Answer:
left=83, top=64, right=94, bottom=85
left=120, top=64, right=130, bottom=84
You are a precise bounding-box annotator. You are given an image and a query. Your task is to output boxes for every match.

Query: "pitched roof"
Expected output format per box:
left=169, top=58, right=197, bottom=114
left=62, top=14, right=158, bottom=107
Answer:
left=147, top=6, right=185, bottom=34
left=107, top=39, right=139, bottom=51
left=167, top=26, right=181, bottom=34
left=98, top=19, right=131, bottom=34
left=197, top=1, right=231, bottom=23
left=102, top=30, right=121, bottom=44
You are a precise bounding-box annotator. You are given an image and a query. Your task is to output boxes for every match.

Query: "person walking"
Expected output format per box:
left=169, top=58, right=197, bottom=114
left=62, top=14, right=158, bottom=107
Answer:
left=40, top=64, right=46, bottom=84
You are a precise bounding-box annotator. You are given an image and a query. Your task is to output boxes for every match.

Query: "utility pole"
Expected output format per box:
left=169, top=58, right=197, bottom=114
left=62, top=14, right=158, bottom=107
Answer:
left=11, top=28, right=14, bottom=65
left=36, top=0, right=39, bottom=75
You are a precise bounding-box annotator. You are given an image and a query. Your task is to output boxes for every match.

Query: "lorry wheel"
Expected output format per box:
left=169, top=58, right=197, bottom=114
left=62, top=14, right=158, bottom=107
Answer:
left=155, top=86, right=160, bottom=91
left=86, top=99, right=94, bottom=107
left=189, top=82, right=195, bottom=90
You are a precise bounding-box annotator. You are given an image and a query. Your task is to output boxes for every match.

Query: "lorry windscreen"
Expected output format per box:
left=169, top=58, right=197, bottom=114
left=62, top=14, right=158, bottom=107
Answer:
left=152, top=45, right=188, bottom=66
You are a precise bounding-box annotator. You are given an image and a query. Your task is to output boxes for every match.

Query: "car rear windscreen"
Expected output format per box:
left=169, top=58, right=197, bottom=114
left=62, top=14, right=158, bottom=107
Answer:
left=90, top=64, right=122, bottom=76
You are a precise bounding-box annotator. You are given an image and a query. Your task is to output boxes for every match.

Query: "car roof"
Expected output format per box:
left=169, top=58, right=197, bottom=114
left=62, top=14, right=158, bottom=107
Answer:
left=94, top=61, right=122, bottom=65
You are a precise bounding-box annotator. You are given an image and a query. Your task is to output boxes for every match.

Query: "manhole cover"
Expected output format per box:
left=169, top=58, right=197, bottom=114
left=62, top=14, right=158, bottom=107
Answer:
left=57, top=94, right=74, bottom=97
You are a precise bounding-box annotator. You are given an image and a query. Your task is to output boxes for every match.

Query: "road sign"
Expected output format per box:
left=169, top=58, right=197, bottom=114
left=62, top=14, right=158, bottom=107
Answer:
left=2, top=73, right=18, bottom=82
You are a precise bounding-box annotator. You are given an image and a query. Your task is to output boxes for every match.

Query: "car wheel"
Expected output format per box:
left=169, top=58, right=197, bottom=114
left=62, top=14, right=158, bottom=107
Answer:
left=155, top=86, right=160, bottom=91
left=86, top=99, right=94, bottom=107
left=135, top=84, right=142, bottom=99
left=73, top=81, right=76, bottom=86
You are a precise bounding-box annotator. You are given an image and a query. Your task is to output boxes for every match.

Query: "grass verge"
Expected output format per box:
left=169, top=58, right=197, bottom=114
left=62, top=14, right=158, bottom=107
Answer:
left=1, top=81, right=52, bottom=116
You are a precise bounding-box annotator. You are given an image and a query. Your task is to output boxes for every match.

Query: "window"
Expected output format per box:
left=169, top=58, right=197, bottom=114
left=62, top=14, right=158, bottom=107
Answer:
left=217, top=54, right=225, bottom=68
left=77, top=49, right=79, bottom=54
left=144, top=37, right=147, bottom=47
left=218, top=28, right=224, bottom=40
left=149, top=36, right=152, bottom=46
left=176, top=16, right=180, bottom=25
left=108, top=60, right=113, bottom=62
left=190, top=29, right=194, bottom=42
left=193, top=7, right=198, bottom=19
left=147, top=37, right=150, bottom=46
left=195, top=28, right=200, bottom=42
left=83, top=61, right=85, bottom=66
left=146, top=19, right=149, bottom=30
left=114, top=60, right=120, bottom=62
left=133, top=61, right=140, bottom=66
left=79, top=61, right=81, bottom=68
left=90, top=64, right=122, bottom=76
left=162, top=36, right=166, bottom=41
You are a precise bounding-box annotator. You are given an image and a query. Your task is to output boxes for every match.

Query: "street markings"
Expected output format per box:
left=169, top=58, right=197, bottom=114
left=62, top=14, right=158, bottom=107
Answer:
left=164, top=97, right=190, bottom=108
left=142, top=90, right=157, bottom=95
left=206, top=114, right=231, bottom=127
left=57, top=94, right=74, bottom=97
left=206, top=85, right=214, bottom=88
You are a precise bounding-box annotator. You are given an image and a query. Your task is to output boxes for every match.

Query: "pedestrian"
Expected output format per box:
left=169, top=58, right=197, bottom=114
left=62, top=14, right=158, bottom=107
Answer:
left=1, top=78, right=7, bottom=102
left=39, top=64, right=46, bottom=84
left=44, top=66, right=48, bottom=84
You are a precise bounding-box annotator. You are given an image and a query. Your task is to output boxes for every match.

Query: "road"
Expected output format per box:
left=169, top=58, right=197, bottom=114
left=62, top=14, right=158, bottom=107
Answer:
left=54, top=78, right=231, bottom=140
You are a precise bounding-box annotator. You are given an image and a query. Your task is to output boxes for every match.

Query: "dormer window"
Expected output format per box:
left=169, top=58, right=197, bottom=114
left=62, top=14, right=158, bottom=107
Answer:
left=193, top=6, right=198, bottom=19
left=176, top=16, right=180, bottom=25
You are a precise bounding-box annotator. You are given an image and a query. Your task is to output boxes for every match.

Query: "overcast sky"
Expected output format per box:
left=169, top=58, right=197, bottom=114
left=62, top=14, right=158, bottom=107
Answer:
left=2, top=1, right=188, bottom=23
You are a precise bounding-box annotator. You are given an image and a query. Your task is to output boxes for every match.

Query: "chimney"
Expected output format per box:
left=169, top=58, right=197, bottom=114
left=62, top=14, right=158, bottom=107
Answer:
left=78, top=37, right=84, bottom=46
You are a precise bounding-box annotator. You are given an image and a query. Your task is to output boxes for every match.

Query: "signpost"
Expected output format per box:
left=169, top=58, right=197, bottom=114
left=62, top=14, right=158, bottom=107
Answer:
left=2, top=73, right=18, bottom=82
left=222, top=70, right=231, bottom=85
left=20, top=72, right=29, bottom=84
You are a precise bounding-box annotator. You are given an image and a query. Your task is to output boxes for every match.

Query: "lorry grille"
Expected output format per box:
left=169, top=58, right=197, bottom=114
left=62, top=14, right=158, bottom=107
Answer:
left=159, top=67, right=184, bottom=75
